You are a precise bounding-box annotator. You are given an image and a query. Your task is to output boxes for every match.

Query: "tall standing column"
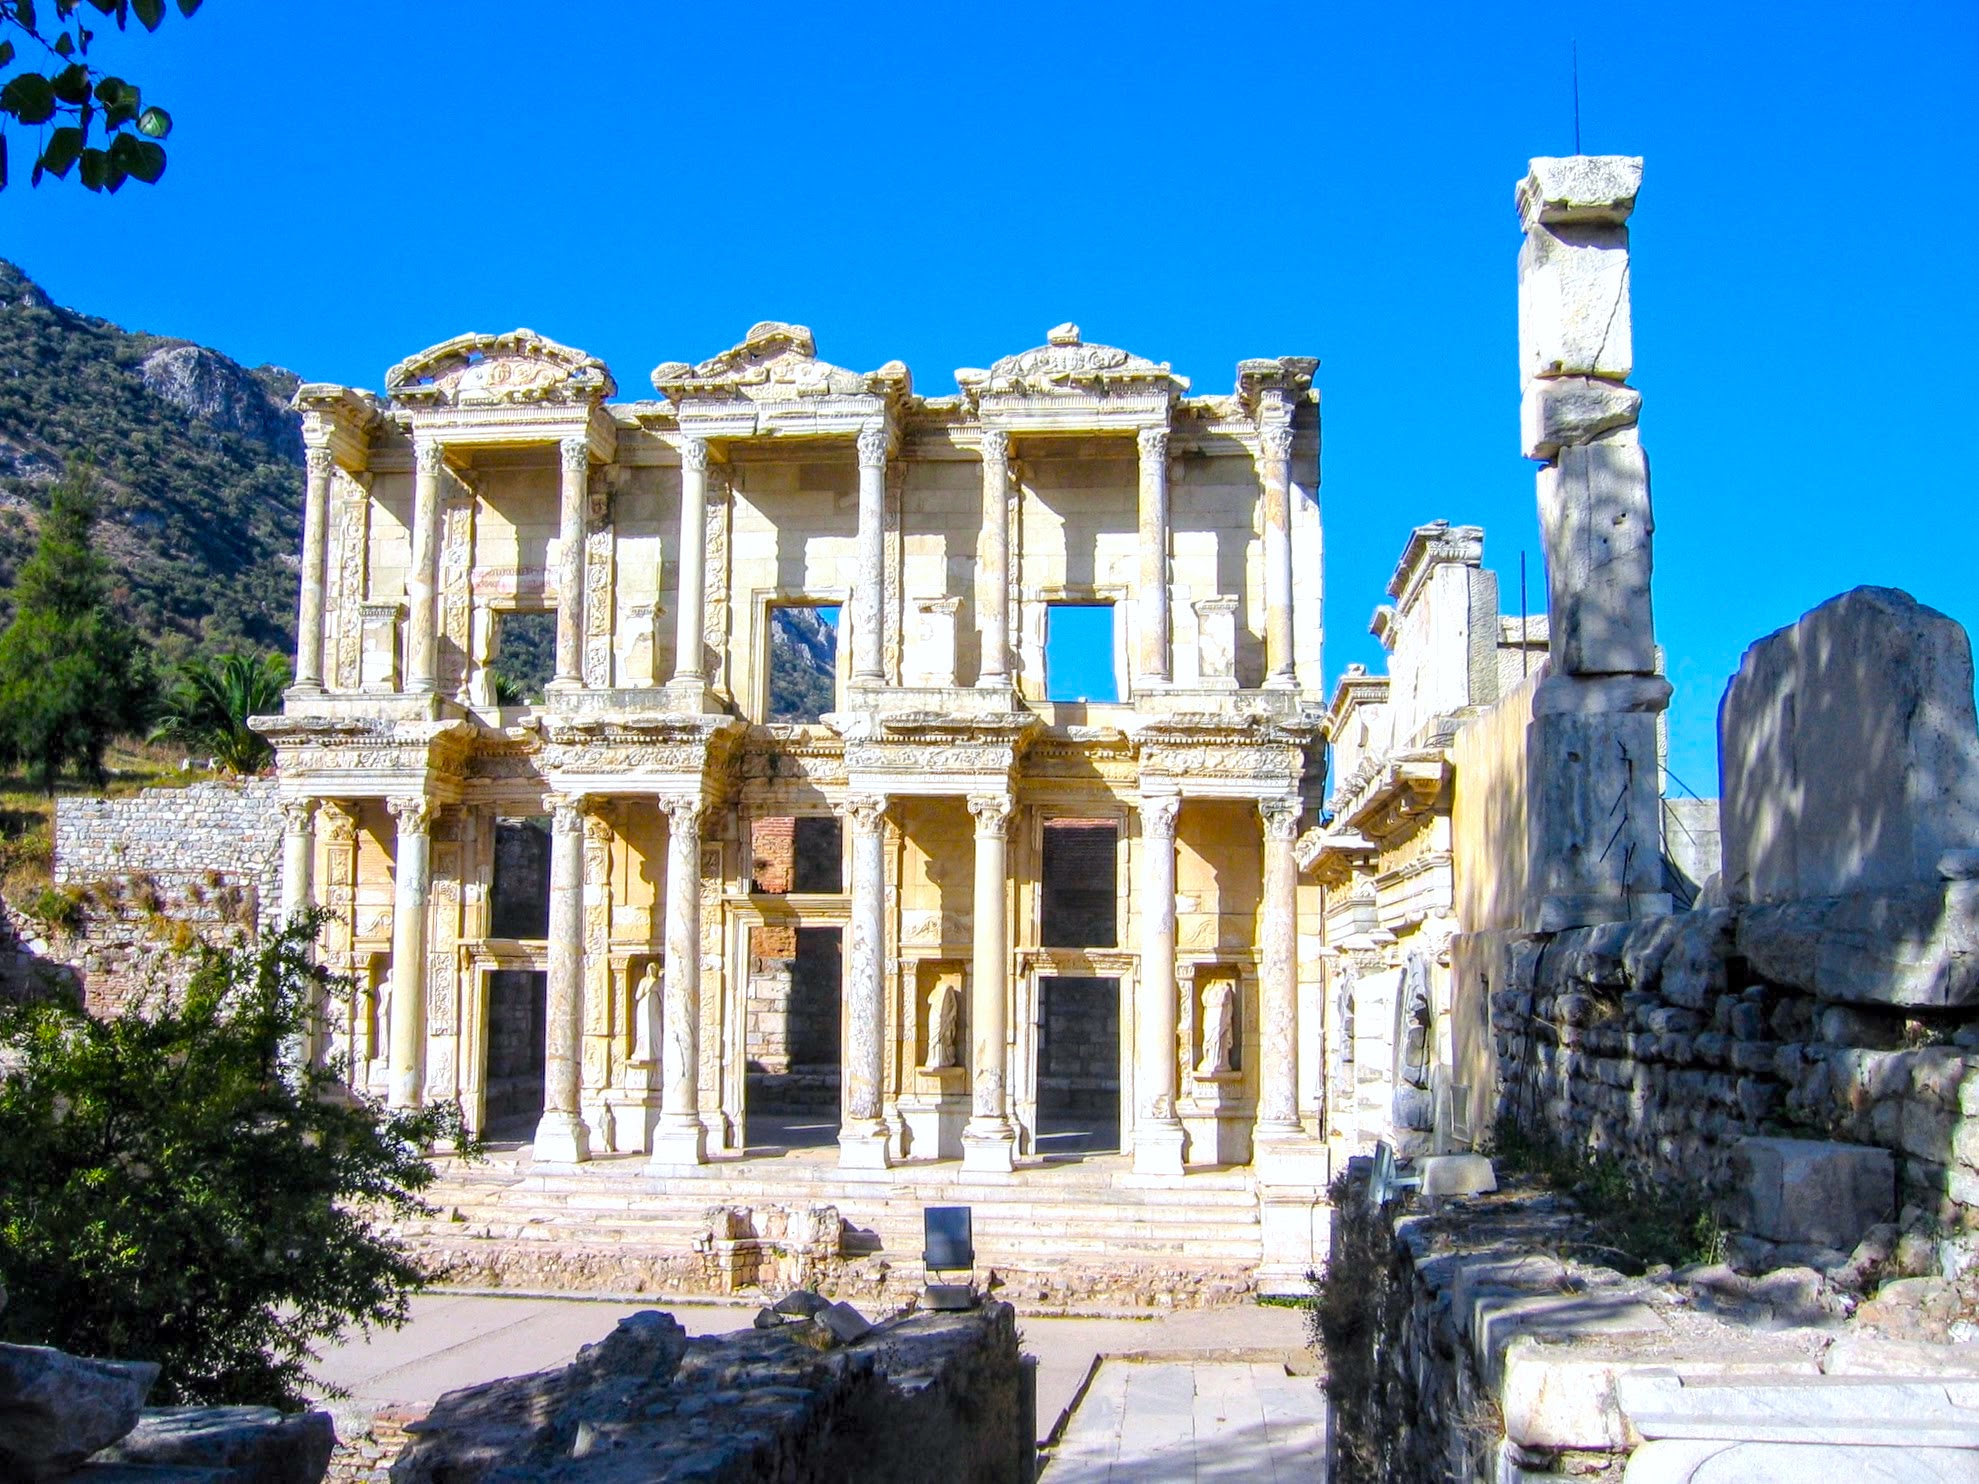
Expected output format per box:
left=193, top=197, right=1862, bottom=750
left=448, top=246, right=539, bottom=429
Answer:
left=976, top=429, right=1011, bottom=688
left=294, top=448, right=334, bottom=691
left=279, top=798, right=318, bottom=1072
left=852, top=421, right=888, bottom=685
left=552, top=437, right=589, bottom=689
left=1257, top=421, right=1296, bottom=688
left=839, top=794, right=892, bottom=1169
left=386, top=797, right=432, bottom=1108
left=962, top=792, right=1016, bottom=1175
left=405, top=439, right=444, bottom=694
left=1135, top=427, right=1172, bottom=689
left=1256, top=796, right=1303, bottom=1136
left=534, top=794, right=591, bottom=1163
left=1133, top=793, right=1184, bottom=1175
left=669, top=437, right=710, bottom=695
left=650, top=796, right=708, bottom=1166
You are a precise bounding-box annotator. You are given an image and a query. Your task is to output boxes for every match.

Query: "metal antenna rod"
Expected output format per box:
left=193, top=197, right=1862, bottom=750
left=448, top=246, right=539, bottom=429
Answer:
left=1573, top=41, right=1583, bottom=155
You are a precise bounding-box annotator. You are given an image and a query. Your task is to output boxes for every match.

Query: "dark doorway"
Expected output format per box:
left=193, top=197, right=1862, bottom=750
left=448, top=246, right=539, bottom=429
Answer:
left=744, top=925, right=843, bottom=1150
left=490, top=818, right=551, bottom=939
left=484, top=969, right=547, bottom=1135
left=1036, top=975, right=1120, bottom=1156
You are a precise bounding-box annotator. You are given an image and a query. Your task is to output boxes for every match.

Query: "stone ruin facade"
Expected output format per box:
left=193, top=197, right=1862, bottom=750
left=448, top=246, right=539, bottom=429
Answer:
left=254, top=316, right=1333, bottom=1221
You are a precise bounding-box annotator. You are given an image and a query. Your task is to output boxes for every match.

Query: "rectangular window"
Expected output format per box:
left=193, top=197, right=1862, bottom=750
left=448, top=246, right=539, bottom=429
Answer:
left=492, top=610, right=556, bottom=704
left=1041, top=818, right=1119, bottom=947
left=490, top=817, right=552, bottom=939
left=750, top=814, right=844, bottom=895
left=767, top=605, right=840, bottom=723
left=1045, top=603, right=1118, bottom=703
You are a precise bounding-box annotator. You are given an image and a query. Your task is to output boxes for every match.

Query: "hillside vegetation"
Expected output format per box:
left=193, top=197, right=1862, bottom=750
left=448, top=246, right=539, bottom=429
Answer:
left=0, top=259, right=303, bottom=658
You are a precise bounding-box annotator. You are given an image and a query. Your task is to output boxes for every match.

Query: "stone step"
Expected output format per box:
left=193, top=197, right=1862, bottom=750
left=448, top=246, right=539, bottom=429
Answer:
left=425, top=1189, right=1261, bottom=1225
left=397, top=1224, right=1265, bottom=1263
left=430, top=1174, right=1261, bottom=1210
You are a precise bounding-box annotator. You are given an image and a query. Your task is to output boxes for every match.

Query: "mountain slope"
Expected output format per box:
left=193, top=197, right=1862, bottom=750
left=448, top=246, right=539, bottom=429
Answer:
left=0, top=259, right=303, bottom=658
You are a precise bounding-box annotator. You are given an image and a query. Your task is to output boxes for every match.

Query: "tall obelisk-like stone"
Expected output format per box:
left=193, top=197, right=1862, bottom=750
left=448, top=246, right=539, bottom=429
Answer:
left=1517, top=156, right=1673, bottom=930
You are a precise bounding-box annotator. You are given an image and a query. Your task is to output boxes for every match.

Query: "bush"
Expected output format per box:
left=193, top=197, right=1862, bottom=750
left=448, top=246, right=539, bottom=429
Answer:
left=0, top=912, right=477, bottom=1405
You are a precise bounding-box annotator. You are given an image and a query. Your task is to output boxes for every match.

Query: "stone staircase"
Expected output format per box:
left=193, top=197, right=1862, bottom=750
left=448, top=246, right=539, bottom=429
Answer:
left=388, top=1145, right=1267, bottom=1311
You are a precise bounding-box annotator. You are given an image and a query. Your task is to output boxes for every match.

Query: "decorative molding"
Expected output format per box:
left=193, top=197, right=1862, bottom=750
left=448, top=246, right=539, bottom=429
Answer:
left=413, top=439, right=445, bottom=477
left=856, top=420, right=890, bottom=469
left=837, top=793, right=890, bottom=834
left=1259, top=796, right=1302, bottom=842
left=1139, top=794, right=1181, bottom=838
left=387, top=329, right=615, bottom=407
left=680, top=436, right=710, bottom=473
left=559, top=436, right=590, bottom=475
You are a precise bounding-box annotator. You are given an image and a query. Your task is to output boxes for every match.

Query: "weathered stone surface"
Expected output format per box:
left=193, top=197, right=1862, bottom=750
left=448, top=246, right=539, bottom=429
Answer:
left=1526, top=707, right=1667, bottom=928
left=1535, top=434, right=1656, bottom=676
left=1736, top=882, right=1979, bottom=1007
left=1823, top=1334, right=1979, bottom=1377
left=1518, top=218, right=1635, bottom=384
left=0, top=1343, right=159, bottom=1481
left=1624, top=1438, right=1979, bottom=1482
left=95, top=1405, right=334, bottom=1484
left=1499, top=1340, right=1640, bottom=1451
left=1516, top=155, right=1644, bottom=227
left=1521, top=375, right=1643, bottom=461
left=772, top=1290, right=832, bottom=1319
left=1729, top=1138, right=1894, bottom=1250
left=1720, top=586, right=1979, bottom=905
left=390, top=1303, right=1029, bottom=1484
left=1616, top=1368, right=1979, bottom=1446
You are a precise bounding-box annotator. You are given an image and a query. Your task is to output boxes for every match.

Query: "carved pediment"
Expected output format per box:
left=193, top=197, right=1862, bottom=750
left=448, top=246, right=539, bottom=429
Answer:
left=386, top=330, right=616, bottom=408
left=651, top=322, right=911, bottom=404
left=957, top=323, right=1189, bottom=400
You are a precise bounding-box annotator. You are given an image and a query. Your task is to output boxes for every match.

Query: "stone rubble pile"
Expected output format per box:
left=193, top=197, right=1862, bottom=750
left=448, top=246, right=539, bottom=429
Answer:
left=0, top=1288, right=334, bottom=1484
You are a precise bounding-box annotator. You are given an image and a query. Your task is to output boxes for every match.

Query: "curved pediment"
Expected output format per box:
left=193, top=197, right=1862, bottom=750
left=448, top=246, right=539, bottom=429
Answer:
left=386, top=329, right=616, bottom=407
left=956, top=323, right=1189, bottom=399
left=651, top=322, right=911, bottom=404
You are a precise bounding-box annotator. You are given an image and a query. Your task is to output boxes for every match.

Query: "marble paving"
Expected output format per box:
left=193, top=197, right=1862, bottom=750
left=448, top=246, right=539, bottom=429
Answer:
left=1042, top=1359, right=1328, bottom=1482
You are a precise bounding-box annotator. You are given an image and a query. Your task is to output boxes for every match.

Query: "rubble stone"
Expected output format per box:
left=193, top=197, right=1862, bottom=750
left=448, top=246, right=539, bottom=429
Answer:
left=0, top=1343, right=159, bottom=1481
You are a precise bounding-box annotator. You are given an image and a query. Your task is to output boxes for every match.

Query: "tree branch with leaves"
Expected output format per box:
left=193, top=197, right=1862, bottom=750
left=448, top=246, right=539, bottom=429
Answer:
left=0, top=0, right=199, bottom=192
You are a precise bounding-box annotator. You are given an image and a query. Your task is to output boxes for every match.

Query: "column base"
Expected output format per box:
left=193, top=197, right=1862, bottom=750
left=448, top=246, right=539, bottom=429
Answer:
left=1254, top=1129, right=1331, bottom=1186
left=532, top=1109, right=591, bottom=1165
left=647, top=1116, right=707, bottom=1168
left=387, top=1069, right=423, bottom=1111
left=961, top=1118, right=1016, bottom=1177
left=1262, top=673, right=1298, bottom=691
left=664, top=678, right=724, bottom=714
left=1132, top=1121, right=1187, bottom=1178
left=838, top=1122, right=893, bottom=1171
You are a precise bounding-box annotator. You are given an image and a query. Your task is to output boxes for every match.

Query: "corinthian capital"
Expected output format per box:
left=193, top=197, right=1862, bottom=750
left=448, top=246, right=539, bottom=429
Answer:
left=967, top=792, right=1014, bottom=839
left=280, top=798, right=318, bottom=834
left=1258, top=796, right=1302, bottom=842
left=559, top=436, right=590, bottom=475
left=837, top=793, right=890, bottom=834
left=1257, top=422, right=1295, bottom=461
left=660, top=795, right=707, bottom=836
left=978, top=428, right=1009, bottom=467
left=1139, top=794, right=1181, bottom=839
left=856, top=420, right=890, bottom=469
left=413, top=438, right=445, bottom=478
left=304, top=446, right=336, bottom=481
left=387, top=796, right=434, bottom=836
left=679, top=436, right=710, bottom=474
left=1136, top=426, right=1170, bottom=463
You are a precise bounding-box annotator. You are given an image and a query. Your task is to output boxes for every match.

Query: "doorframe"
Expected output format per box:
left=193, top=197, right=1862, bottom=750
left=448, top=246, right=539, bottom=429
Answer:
left=462, top=940, right=549, bottom=1138
left=1018, top=949, right=1137, bottom=1157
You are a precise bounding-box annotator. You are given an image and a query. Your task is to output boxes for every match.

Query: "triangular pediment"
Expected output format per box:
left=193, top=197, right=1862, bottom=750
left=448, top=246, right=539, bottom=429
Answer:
left=386, top=330, right=615, bottom=407
left=957, top=323, right=1189, bottom=399
left=651, top=322, right=910, bottom=404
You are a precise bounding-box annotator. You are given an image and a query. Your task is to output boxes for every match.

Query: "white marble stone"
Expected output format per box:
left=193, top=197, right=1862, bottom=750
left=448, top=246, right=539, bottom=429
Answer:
left=534, top=797, right=591, bottom=1164
left=386, top=797, right=431, bottom=1109
left=1521, top=375, right=1643, bottom=461
left=1536, top=433, right=1656, bottom=677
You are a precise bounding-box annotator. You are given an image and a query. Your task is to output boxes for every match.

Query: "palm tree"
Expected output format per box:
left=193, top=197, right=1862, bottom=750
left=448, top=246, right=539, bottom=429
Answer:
left=150, top=651, right=290, bottom=775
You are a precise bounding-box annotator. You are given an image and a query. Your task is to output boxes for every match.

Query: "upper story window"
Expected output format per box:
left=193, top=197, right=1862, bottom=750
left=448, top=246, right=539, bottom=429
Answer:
left=1045, top=603, right=1119, bottom=703
left=491, top=609, right=556, bottom=705
left=1041, top=818, right=1119, bottom=947
left=766, top=604, right=839, bottom=723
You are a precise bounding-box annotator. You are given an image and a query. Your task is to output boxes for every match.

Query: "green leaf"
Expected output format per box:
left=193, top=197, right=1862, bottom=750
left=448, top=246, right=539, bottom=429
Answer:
left=17, top=0, right=37, bottom=34
left=78, top=146, right=107, bottom=190
left=108, top=130, right=160, bottom=185
left=0, top=135, right=9, bottom=191
left=0, top=41, right=14, bottom=67
left=177, top=0, right=200, bottom=14
left=136, top=104, right=170, bottom=139
left=41, top=125, right=84, bottom=179
left=51, top=63, right=93, bottom=106
left=1, top=73, right=59, bottom=126
left=54, top=31, right=75, bottom=57
left=132, top=0, right=162, bottom=29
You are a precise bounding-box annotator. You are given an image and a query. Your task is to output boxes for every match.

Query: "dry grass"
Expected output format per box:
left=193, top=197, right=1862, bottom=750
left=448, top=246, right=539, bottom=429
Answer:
left=0, top=738, right=204, bottom=909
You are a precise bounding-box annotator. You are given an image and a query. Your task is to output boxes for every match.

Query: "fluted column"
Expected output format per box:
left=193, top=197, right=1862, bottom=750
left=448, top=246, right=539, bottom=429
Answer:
left=405, top=439, right=444, bottom=694
left=977, top=429, right=1011, bottom=688
left=962, top=792, right=1016, bottom=1175
left=1134, top=793, right=1185, bottom=1175
left=386, top=796, right=432, bottom=1107
left=534, top=794, right=592, bottom=1162
left=552, top=437, right=589, bottom=689
left=852, top=421, right=888, bottom=684
left=669, top=437, right=710, bottom=693
left=1135, top=426, right=1171, bottom=688
left=650, top=796, right=708, bottom=1166
left=1257, top=421, right=1296, bottom=688
left=1256, top=796, right=1303, bottom=1135
left=839, top=794, right=892, bottom=1169
left=294, top=448, right=334, bottom=691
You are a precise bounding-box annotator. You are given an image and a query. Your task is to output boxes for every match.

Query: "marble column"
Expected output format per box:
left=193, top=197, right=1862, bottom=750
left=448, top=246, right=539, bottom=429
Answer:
left=852, top=421, right=888, bottom=685
left=279, top=797, right=318, bottom=1072
left=1256, top=796, right=1303, bottom=1136
left=1257, top=422, right=1296, bottom=689
left=552, top=437, right=589, bottom=689
left=386, top=796, right=432, bottom=1108
left=962, top=792, right=1016, bottom=1175
left=1135, top=426, right=1171, bottom=688
left=1133, top=793, right=1185, bottom=1175
left=977, top=429, right=1011, bottom=688
left=838, top=794, right=892, bottom=1168
left=405, top=438, right=444, bottom=694
left=294, top=448, right=334, bottom=691
left=669, top=437, right=710, bottom=694
left=650, top=796, right=708, bottom=1166
left=534, top=794, right=591, bottom=1163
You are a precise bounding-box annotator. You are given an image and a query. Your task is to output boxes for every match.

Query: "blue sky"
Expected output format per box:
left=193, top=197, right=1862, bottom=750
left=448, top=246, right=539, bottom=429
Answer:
left=4, top=2, right=1974, bottom=791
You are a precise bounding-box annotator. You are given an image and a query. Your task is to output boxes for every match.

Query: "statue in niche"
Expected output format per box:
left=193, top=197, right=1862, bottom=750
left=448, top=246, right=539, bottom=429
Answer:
left=630, top=962, right=660, bottom=1065
left=1197, top=977, right=1236, bottom=1076
left=923, top=978, right=961, bottom=1071
left=1392, top=952, right=1436, bottom=1132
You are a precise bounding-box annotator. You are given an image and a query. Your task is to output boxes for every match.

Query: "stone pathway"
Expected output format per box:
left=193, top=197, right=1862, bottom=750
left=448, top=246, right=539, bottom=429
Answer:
left=1041, top=1359, right=1328, bottom=1482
